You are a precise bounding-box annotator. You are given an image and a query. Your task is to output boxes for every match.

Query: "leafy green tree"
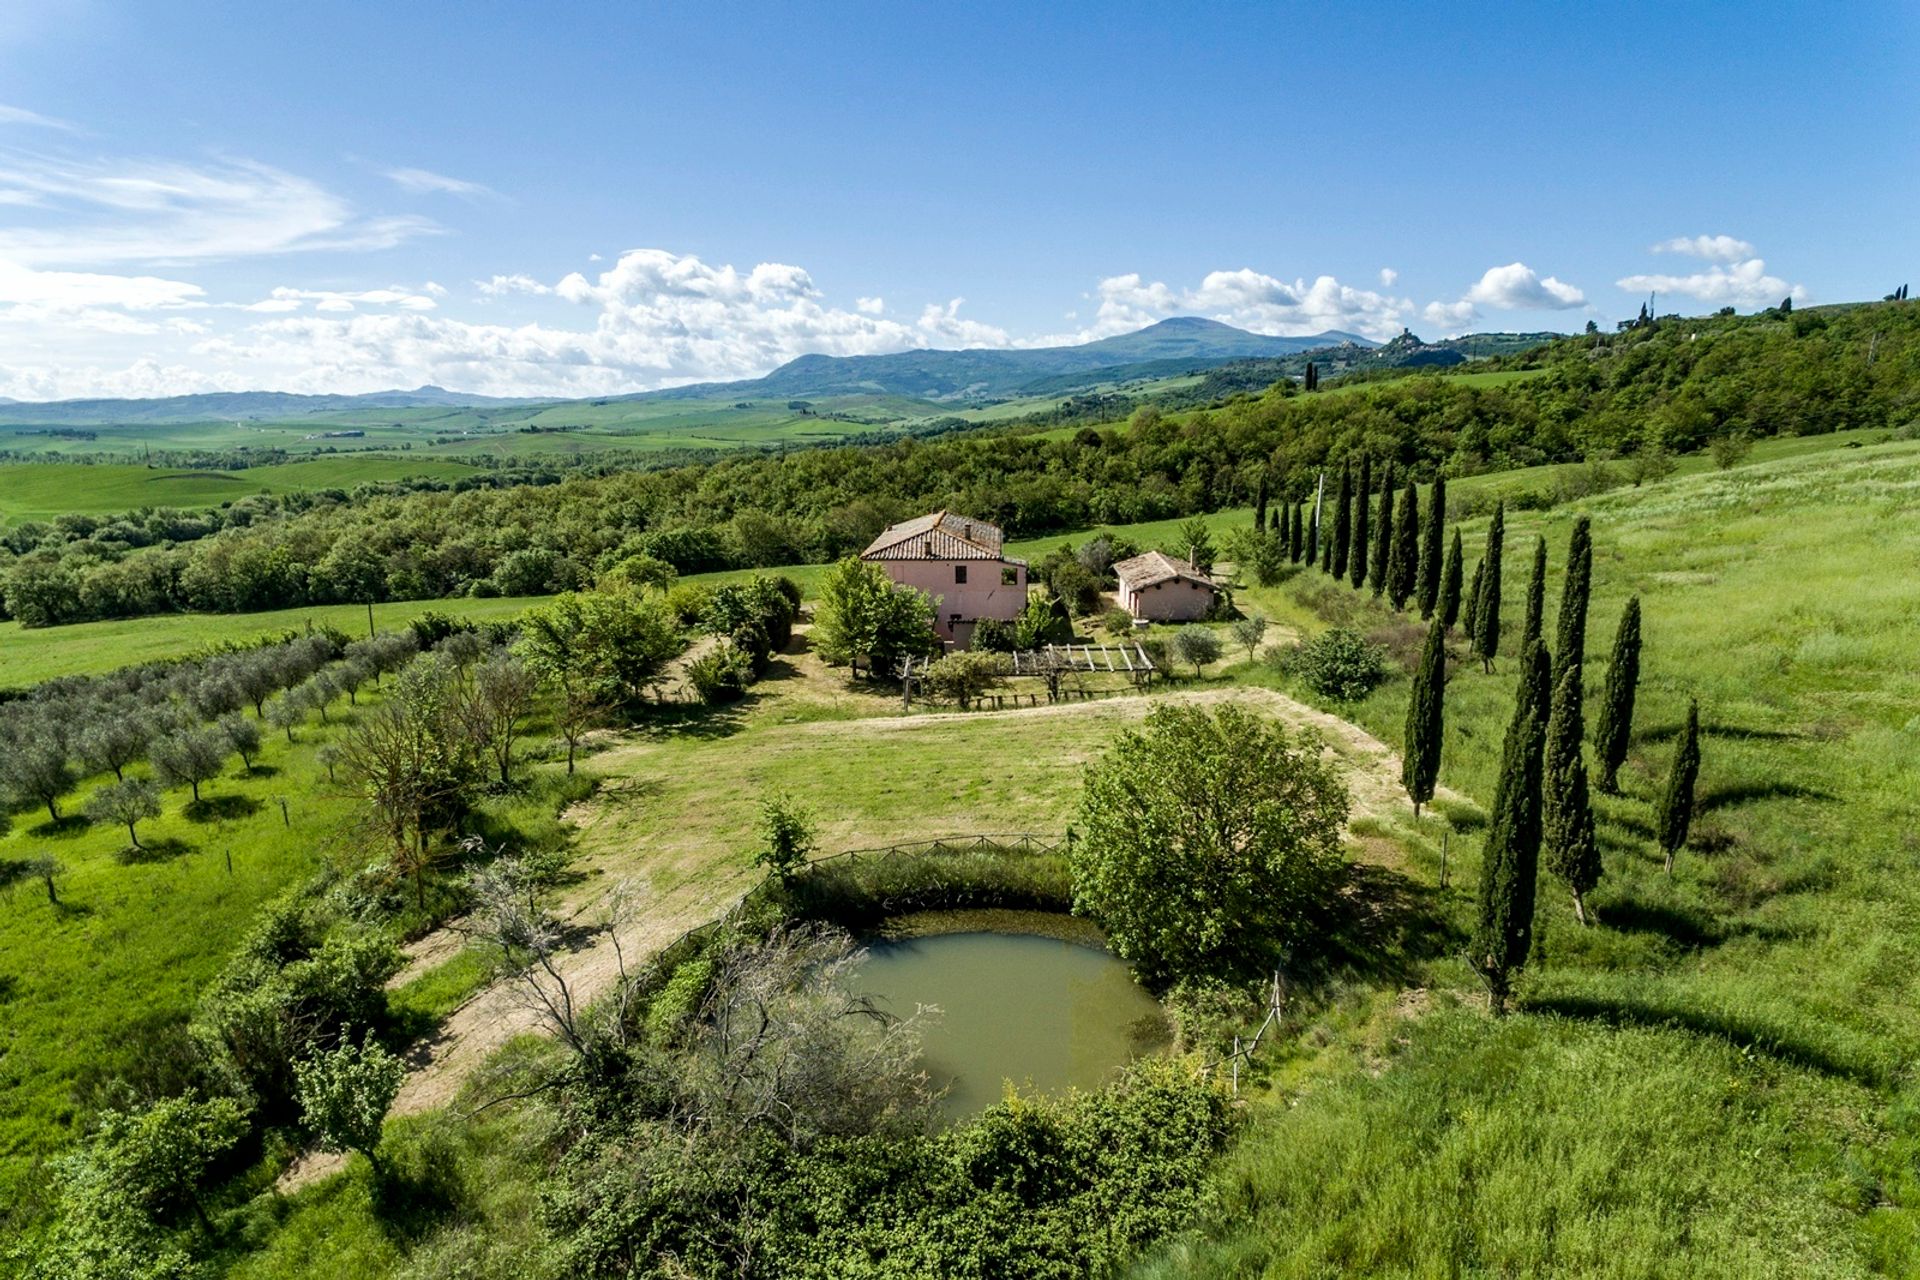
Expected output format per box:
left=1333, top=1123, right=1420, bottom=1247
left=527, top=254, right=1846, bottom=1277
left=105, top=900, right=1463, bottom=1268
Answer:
left=295, top=1032, right=405, bottom=1175
left=1473, top=502, right=1505, bottom=672
left=810, top=557, right=940, bottom=677
left=1401, top=617, right=1447, bottom=818
left=1656, top=698, right=1702, bottom=875
left=922, top=650, right=1007, bottom=709
left=1174, top=517, right=1216, bottom=575
left=1348, top=455, right=1370, bottom=589
left=1330, top=461, right=1352, bottom=580
left=517, top=589, right=685, bottom=769
left=218, top=713, right=263, bottom=772
left=1520, top=536, right=1548, bottom=651
left=1439, top=529, right=1465, bottom=629
left=754, top=793, right=818, bottom=883
left=1593, top=597, right=1642, bottom=793
left=1543, top=661, right=1601, bottom=924
left=1470, top=638, right=1550, bottom=1015
left=1173, top=625, right=1223, bottom=677
left=85, top=777, right=162, bottom=850
left=1556, top=515, right=1593, bottom=678
left=1417, top=474, right=1446, bottom=619
left=151, top=727, right=228, bottom=804
left=1368, top=460, right=1394, bottom=597
left=1072, top=704, right=1347, bottom=984
left=3, top=731, right=75, bottom=823
left=1388, top=480, right=1418, bottom=610
left=1229, top=613, right=1269, bottom=662
left=78, top=709, right=148, bottom=782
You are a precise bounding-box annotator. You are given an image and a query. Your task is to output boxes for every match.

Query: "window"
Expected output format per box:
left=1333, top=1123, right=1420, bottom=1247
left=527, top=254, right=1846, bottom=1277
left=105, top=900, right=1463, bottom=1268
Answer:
left=955, top=564, right=968, bottom=584
left=1001, top=566, right=1018, bottom=586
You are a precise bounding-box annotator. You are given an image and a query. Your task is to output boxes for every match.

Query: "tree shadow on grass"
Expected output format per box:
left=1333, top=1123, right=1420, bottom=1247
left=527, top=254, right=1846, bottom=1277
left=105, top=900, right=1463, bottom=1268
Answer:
left=1593, top=897, right=1725, bottom=949
left=0, top=973, right=17, bottom=1003
left=370, top=1136, right=468, bottom=1244
left=28, top=814, right=92, bottom=840
left=1696, top=779, right=1838, bottom=813
left=639, top=701, right=752, bottom=742
left=1302, top=861, right=1461, bottom=989
left=184, top=795, right=262, bottom=823
left=239, top=763, right=281, bottom=780
left=1521, top=991, right=1885, bottom=1086
left=115, top=837, right=195, bottom=866
left=1634, top=719, right=1810, bottom=746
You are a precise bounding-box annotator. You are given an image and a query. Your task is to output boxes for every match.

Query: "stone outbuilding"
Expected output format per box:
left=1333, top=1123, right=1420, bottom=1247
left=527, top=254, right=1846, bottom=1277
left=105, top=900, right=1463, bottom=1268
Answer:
left=1112, top=550, right=1218, bottom=623
left=860, top=511, right=1028, bottom=646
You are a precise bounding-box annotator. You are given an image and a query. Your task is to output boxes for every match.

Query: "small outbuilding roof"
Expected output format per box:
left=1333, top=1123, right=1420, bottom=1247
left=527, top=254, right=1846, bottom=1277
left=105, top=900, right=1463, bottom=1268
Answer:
left=861, top=510, right=1010, bottom=561
left=1112, top=550, right=1217, bottom=591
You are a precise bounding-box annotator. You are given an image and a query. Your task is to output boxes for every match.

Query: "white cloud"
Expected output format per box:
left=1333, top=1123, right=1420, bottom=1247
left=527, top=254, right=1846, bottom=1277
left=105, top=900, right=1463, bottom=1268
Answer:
left=0, top=258, right=204, bottom=309
left=1379, top=267, right=1398, bottom=287
left=0, top=152, right=436, bottom=266
left=1463, top=262, right=1587, bottom=310
left=1421, top=299, right=1477, bottom=333
left=1052, top=268, right=1410, bottom=344
left=1617, top=257, right=1804, bottom=308
left=244, top=285, right=440, bottom=313
left=386, top=166, right=497, bottom=199
left=1653, top=234, right=1755, bottom=262
left=477, top=273, right=550, bottom=297
left=855, top=295, right=885, bottom=315
left=0, top=102, right=75, bottom=130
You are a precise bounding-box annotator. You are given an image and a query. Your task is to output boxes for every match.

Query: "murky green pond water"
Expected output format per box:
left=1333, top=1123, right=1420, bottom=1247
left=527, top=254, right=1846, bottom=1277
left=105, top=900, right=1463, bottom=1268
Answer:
left=856, top=920, right=1168, bottom=1118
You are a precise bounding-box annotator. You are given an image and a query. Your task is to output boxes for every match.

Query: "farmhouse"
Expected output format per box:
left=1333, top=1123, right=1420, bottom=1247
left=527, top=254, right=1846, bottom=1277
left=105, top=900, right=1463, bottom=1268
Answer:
left=1112, top=550, right=1217, bottom=622
left=860, top=510, right=1028, bottom=646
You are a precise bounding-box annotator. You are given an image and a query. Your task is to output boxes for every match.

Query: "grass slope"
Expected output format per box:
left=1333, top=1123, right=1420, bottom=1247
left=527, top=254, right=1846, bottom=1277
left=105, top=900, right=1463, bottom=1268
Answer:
left=0, top=458, right=482, bottom=524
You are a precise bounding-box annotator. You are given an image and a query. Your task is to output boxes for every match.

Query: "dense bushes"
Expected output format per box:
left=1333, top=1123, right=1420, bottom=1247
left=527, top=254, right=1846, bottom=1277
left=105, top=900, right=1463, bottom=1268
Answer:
left=1279, top=626, right=1392, bottom=701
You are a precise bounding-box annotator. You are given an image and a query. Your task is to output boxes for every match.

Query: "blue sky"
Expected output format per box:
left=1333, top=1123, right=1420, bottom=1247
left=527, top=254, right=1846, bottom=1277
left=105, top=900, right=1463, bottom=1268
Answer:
left=0, top=0, right=1913, bottom=399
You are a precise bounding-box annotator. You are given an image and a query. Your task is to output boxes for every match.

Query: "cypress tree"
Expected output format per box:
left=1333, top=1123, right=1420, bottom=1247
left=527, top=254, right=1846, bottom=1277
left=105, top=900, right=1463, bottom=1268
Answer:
left=1388, top=480, right=1418, bottom=610
left=1254, top=468, right=1270, bottom=535
left=1308, top=496, right=1321, bottom=566
left=1321, top=503, right=1335, bottom=571
left=1439, top=529, right=1465, bottom=629
left=1275, top=497, right=1290, bottom=560
left=1402, top=616, right=1447, bottom=818
left=1417, top=474, right=1446, bottom=619
left=1331, top=461, right=1353, bottom=580
left=1471, top=637, right=1551, bottom=1016
left=1655, top=698, right=1702, bottom=875
left=1369, top=460, right=1395, bottom=597
left=1463, top=556, right=1483, bottom=642
left=1556, top=515, right=1593, bottom=678
left=1473, top=502, right=1505, bottom=672
left=1520, top=536, right=1547, bottom=651
left=1543, top=659, right=1601, bottom=925
left=1290, top=502, right=1305, bottom=564
left=1592, top=597, right=1641, bottom=793
left=1349, top=455, right=1371, bottom=590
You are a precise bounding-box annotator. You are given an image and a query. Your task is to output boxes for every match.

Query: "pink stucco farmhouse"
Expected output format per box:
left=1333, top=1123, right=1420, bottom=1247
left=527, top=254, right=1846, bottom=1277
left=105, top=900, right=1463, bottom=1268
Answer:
left=1112, top=550, right=1218, bottom=622
left=860, top=511, right=1028, bottom=646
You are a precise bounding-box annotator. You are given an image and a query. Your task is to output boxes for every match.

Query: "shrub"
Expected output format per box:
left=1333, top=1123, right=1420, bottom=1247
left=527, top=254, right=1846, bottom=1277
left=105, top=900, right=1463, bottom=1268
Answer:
left=686, top=643, right=754, bottom=705
left=754, top=793, right=817, bottom=883
left=922, top=650, right=1008, bottom=710
left=1102, top=606, right=1136, bottom=637
left=1173, top=625, right=1223, bottom=676
left=1281, top=627, right=1392, bottom=701
left=972, top=618, right=1018, bottom=652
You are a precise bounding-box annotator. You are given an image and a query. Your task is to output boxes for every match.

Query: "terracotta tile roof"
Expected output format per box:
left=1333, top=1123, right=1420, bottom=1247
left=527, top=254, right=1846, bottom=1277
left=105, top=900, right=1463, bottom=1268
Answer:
left=1113, top=550, right=1216, bottom=590
left=861, top=510, right=1008, bottom=561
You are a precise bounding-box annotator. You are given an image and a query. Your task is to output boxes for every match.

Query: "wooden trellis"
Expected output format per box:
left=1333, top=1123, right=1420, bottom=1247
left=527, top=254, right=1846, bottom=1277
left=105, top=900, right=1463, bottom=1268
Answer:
left=895, top=642, right=1156, bottom=711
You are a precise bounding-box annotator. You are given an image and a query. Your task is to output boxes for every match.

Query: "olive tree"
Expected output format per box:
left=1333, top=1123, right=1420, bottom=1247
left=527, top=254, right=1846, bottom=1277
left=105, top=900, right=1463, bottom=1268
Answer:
left=1229, top=613, right=1269, bottom=662
left=218, top=713, right=264, bottom=772
left=85, top=777, right=162, bottom=850
left=461, top=649, right=538, bottom=786
left=151, top=727, right=228, bottom=803
left=1173, top=624, right=1222, bottom=678
left=1072, top=703, right=1348, bottom=984
left=3, top=727, right=75, bottom=822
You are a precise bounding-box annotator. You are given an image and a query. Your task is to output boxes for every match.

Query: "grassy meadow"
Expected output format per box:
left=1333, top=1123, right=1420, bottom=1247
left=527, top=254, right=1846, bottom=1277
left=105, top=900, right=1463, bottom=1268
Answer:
left=0, top=457, right=484, bottom=524
left=4, top=425, right=1918, bottom=1274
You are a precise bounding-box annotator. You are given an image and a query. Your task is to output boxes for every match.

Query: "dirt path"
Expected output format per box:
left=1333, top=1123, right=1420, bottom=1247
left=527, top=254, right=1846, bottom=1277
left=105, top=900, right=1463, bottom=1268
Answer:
left=278, top=681, right=1448, bottom=1192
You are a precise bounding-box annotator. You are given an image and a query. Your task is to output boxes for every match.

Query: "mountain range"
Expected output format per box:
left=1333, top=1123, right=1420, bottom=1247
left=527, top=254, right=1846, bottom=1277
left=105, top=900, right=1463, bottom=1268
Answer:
left=0, top=318, right=1400, bottom=424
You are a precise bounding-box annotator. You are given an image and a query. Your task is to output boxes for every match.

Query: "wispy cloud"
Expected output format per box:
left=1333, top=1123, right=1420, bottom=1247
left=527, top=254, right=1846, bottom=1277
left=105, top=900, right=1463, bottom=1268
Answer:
left=386, top=166, right=497, bottom=200
left=0, top=152, right=437, bottom=266
left=0, top=102, right=76, bottom=131
left=1653, top=234, right=1755, bottom=263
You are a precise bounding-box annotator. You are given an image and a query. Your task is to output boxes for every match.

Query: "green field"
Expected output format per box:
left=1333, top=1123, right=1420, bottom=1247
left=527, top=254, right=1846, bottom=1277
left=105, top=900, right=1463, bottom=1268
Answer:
left=0, top=458, right=486, bottom=524
left=0, top=595, right=544, bottom=688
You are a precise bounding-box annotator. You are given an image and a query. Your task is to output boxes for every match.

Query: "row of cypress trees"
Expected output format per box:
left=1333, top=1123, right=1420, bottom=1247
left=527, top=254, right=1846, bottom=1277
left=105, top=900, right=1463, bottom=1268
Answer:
left=1264, top=467, right=1707, bottom=1015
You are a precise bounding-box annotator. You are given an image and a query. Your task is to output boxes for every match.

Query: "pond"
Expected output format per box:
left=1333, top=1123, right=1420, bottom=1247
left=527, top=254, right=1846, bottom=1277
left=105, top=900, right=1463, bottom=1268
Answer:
left=855, top=913, right=1169, bottom=1118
